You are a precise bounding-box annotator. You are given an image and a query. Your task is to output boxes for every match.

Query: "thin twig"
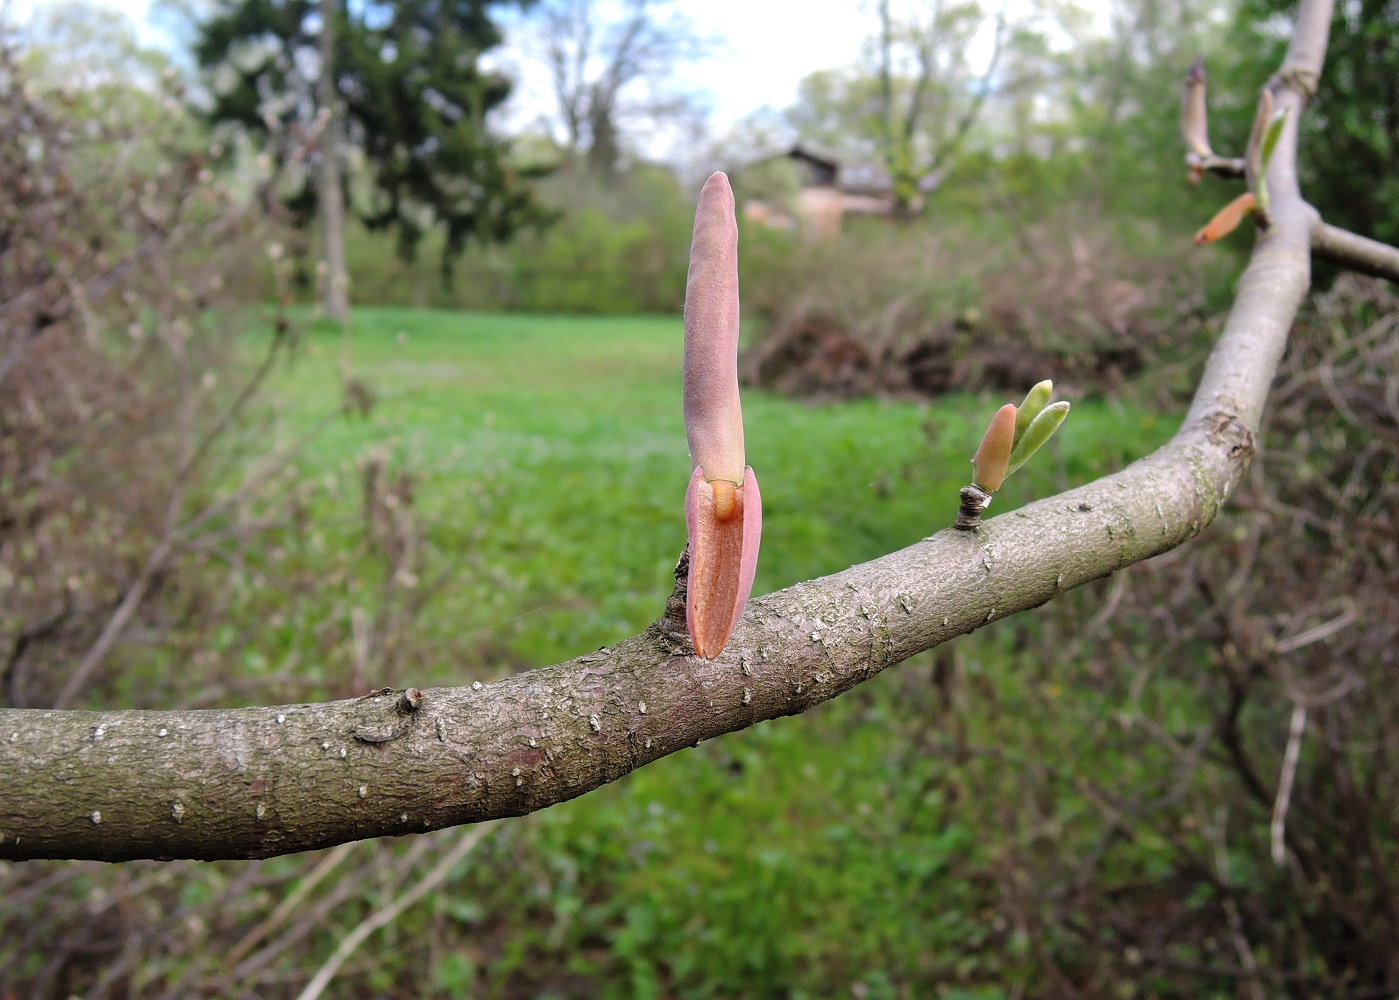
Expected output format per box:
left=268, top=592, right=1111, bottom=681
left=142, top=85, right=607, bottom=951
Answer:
left=226, top=842, right=359, bottom=967
left=1311, top=221, right=1399, bottom=283
left=1271, top=703, right=1307, bottom=866
left=1186, top=152, right=1247, bottom=179
left=294, top=823, right=497, bottom=1000
left=1222, top=895, right=1268, bottom=1000
left=1274, top=602, right=1357, bottom=654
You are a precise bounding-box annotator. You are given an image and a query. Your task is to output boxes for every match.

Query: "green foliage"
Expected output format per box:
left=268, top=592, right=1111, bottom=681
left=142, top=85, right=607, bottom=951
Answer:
left=1012, top=380, right=1053, bottom=443
left=1259, top=107, right=1288, bottom=175
left=327, top=163, right=694, bottom=314
left=1239, top=0, right=1399, bottom=246
left=15, top=0, right=192, bottom=146
left=194, top=0, right=546, bottom=270
left=224, top=311, right=1169, bottom=996
left=18, top=0, right=171, bottom=91
left=1004, top=399, right=1069, bottom=479
left=739, top=203, right=1233, bottom=404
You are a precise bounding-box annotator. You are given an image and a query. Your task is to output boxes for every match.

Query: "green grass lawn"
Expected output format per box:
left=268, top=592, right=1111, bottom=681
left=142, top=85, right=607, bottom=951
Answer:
left=243, top=306, right=1175, bottom=997
left=263, top=308, right=1170, bottom=674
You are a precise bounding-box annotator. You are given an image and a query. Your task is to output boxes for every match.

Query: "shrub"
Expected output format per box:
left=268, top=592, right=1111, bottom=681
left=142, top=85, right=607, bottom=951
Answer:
left=738, top=206, right=1232, bottom=403
left=936, top=276, right=1399, bottom=993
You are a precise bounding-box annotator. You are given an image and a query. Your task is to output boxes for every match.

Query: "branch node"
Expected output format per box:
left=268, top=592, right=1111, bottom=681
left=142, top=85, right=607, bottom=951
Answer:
left=657, top=547, right=692, bottom=645
left=1278, top=64, right=1320, bottom=99
left=954, top=484, right=994, bottom=531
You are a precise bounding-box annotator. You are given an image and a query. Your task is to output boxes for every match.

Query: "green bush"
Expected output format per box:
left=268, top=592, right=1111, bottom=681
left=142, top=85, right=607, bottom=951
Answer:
left=737, top=201, right=1238, bottom=404
left=332, top=163, right=694, bottom=315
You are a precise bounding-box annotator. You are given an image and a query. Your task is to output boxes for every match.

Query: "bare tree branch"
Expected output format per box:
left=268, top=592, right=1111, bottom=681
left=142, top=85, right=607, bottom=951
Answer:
left=293, top=823, right=496, bottom=1000
left=1310, top=222, right=1399, bottom=282
left=1187, top=153, right=1247, bottom=180
left=876, top=0, right=1005, bottom=213
left=0, top=0, right=1337, bottom=863
left=535, top=0, right=706, bottom=175
left=927, top=1, right=1007, bottom=177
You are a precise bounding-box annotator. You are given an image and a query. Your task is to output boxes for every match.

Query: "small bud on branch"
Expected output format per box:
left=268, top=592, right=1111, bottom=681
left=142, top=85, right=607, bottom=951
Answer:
left=957, top=383, right=1070, bottom=530
left=1194, top=191, right=1257, bottom=246
left=972, top=403, right=1017, bottom=493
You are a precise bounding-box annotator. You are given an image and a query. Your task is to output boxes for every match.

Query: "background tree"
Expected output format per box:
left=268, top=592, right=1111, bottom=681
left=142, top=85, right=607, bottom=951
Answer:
left=5, top=0, right=1395, bottom=867
left=1069, top=0, right=1247, bottom=218
left=15, top=0, right=179, bottom=127
left=784, top=0, right=1008, bottom=217
left=195, top=0, right=546, bottom=287
left=874, top=0, right=1007, bottom=217
left=533, top=0, right=709, bottom=178
left=314, top=0, right=348, bottom=322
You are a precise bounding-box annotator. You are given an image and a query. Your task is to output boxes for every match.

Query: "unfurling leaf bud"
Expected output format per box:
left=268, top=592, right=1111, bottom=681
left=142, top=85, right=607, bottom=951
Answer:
left=1194, top=191, right=1257, bottom=246
left=1182, top=57, right=1213, bottom=160
left=1006, top=400, right=1070, bottom=478
left=972, top=403, right=1017, bottom=493
left=1245, top=86, right=1275, bottom=211
left=1014, top=380, right=1053, bottom=447
left=1259, top=107, right=1290, bottom=178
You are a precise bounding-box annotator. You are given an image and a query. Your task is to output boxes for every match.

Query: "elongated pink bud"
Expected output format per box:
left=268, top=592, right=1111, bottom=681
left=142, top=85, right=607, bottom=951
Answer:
left=681, top=172, right=761, bottom=659
left=683, top=172, right=744, bottom=485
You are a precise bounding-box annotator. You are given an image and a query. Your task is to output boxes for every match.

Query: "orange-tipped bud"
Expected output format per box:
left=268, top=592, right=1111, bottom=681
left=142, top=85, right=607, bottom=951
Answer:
left=681, top=175, right=761, bottom=659
left=972, top=403, right=1017, bottom=493
left=1194, top=191, right=1257, bottom=246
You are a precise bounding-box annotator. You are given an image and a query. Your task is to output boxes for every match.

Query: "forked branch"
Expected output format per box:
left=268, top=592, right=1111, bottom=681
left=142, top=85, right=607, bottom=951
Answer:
left=0, top=0, right=1338, bottom=862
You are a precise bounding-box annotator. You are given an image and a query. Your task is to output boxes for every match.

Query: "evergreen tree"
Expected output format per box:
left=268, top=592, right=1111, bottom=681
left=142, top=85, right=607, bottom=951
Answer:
left=196, top=0, right=546, bottom=277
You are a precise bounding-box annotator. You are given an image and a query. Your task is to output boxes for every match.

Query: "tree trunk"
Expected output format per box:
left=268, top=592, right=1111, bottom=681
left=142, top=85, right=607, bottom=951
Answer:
left=317, top=0, right=349, bottom=324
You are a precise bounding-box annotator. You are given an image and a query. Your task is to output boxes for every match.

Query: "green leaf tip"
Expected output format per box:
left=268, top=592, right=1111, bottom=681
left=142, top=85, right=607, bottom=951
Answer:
left=1245, top=87, right=1276, bottom=214
left=1013, top=380, right=1053, bottom=447
left=1006, top=400, right=1070, bottom=478
left=1259, top=107, right=1290, bottom=177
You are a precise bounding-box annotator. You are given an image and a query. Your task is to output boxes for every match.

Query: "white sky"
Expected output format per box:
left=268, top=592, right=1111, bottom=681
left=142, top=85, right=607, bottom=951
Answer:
left=8, top=0, right=877, bottom=132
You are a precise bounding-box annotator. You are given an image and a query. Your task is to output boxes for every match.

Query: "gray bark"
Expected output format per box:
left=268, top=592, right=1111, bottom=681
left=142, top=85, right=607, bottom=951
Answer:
left=0, top=0, right=1351, bottom=863
left=1311, top=222, right=1399, bottom=283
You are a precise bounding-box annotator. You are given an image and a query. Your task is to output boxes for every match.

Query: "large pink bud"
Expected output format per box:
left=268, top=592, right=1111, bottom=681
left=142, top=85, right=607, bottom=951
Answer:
left=682, top=172, right=761, bottom=659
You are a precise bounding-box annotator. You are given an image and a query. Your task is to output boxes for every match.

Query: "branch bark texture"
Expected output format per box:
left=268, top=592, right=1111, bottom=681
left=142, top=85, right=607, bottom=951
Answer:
left=1311, top=222, right=1399, bottom=283
left=0, top=0, right=1334, bottom=862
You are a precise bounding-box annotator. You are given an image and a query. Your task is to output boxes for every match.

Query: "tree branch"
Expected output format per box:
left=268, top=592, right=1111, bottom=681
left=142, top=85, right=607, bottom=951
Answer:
left=0, top=0, right=1335, bottom=863
left=1186, top=152, right=1247, bottom=180
left=1310, top=222, right=1399, bottom=282
left=927, top=1, right=1007, bottom=177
